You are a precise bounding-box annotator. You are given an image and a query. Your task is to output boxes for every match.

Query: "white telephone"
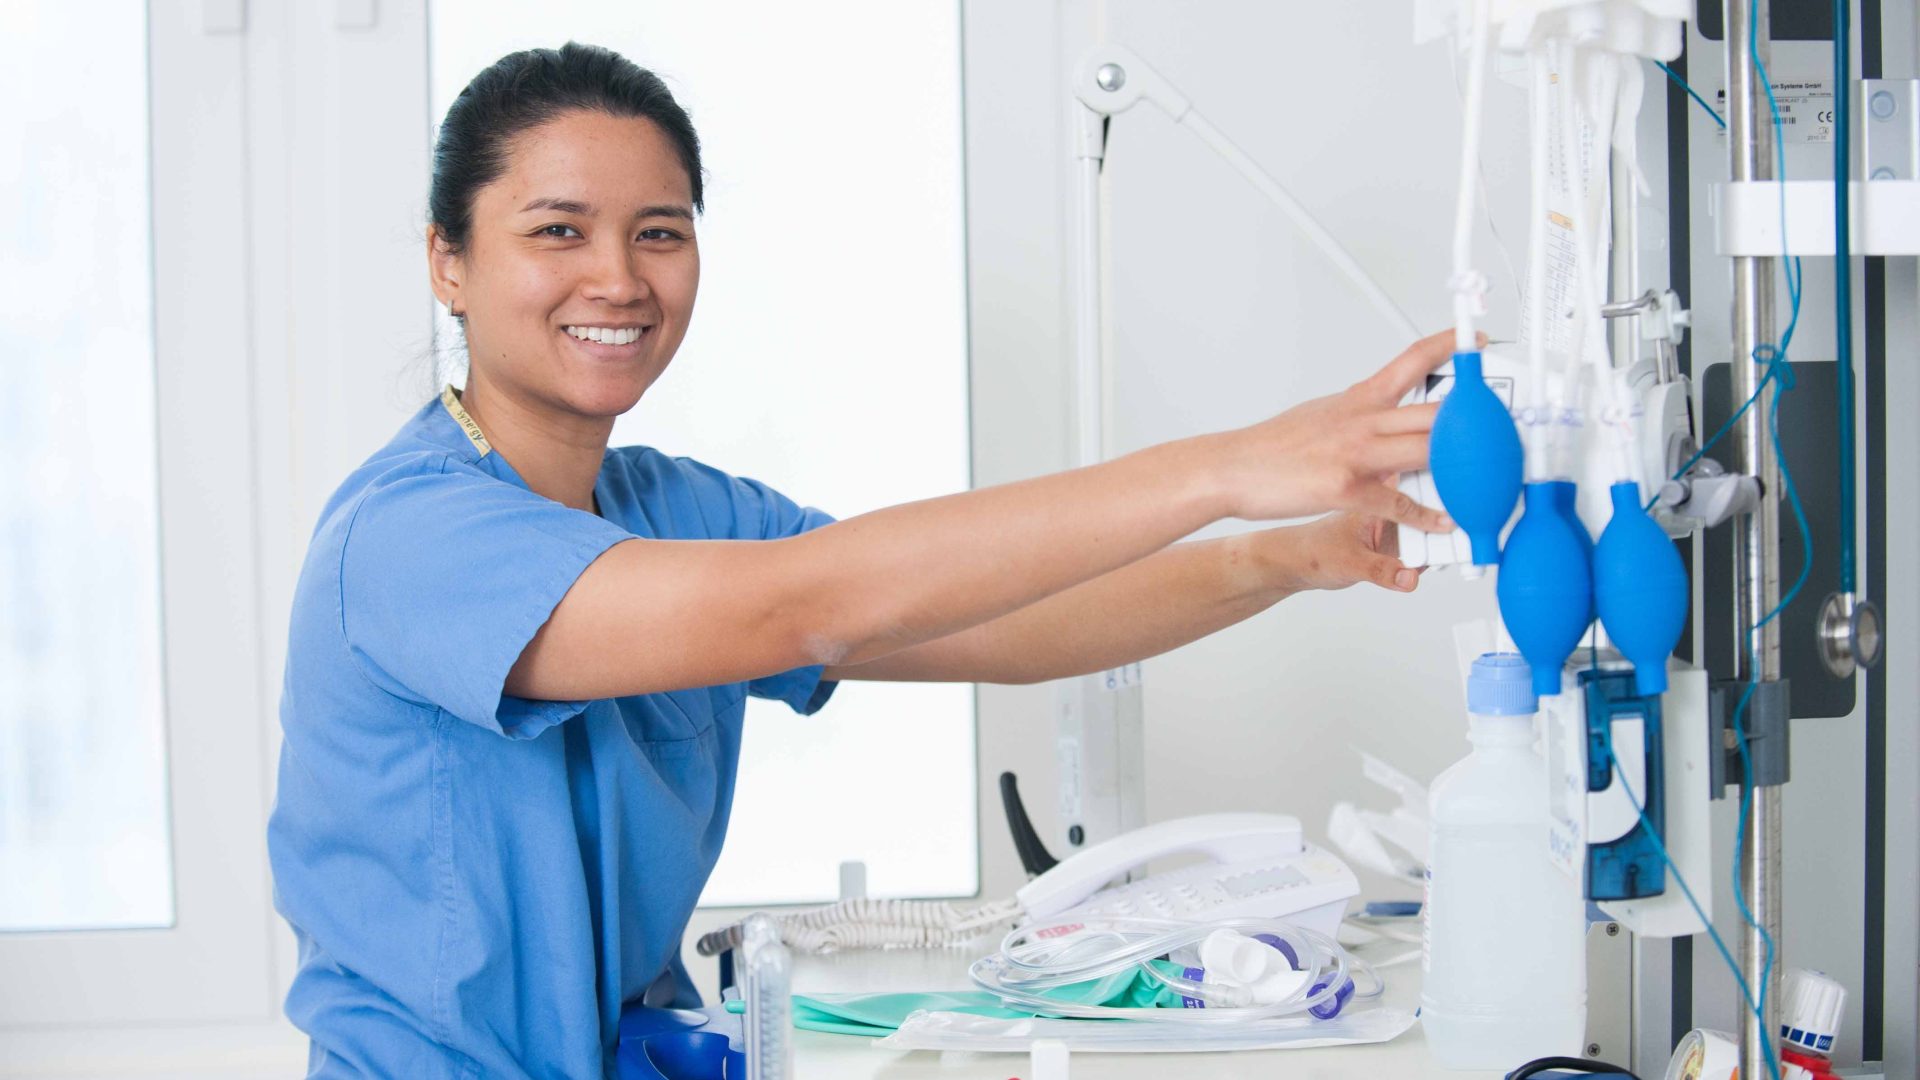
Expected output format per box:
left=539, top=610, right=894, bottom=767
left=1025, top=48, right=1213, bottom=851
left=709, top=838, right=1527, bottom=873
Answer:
left=699, top=812, right=1361, bottom=958
left=1014, top=812, right=1360, bottom=939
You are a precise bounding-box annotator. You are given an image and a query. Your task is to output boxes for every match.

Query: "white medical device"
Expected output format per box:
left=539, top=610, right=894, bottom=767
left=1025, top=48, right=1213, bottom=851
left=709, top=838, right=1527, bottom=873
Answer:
left=697, top=813, right=1359, bottom=956
left=1018, top=813, right=1359, bottom=940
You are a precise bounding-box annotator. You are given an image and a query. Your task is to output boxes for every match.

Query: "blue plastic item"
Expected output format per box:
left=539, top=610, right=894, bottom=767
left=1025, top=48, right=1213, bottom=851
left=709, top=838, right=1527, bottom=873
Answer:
left=1549, top=480, right=1597, bottom=623
left=1428, top=351, right=1524, bottom=566
left=615, top=1006, right=746, bottom=1080
left=1495, top=482, right=1594, bottom=697
left=1593, top=481, right=1688, bottom=696
left=1467, top=652, right=1538, bottom=716
left=1579, top=669, right=1667, bottom=902
left=1307, top=974, right=1356, bottom=1020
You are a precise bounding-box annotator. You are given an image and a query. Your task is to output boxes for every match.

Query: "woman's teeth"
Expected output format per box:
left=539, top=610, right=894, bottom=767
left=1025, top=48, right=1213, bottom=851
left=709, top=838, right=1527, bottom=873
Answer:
left=565, top=325, right=643, bottom=345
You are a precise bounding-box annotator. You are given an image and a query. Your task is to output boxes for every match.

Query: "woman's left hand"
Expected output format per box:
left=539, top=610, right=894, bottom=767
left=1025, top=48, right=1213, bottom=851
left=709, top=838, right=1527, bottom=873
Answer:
left=1263, top=510, right=1425, bottom=594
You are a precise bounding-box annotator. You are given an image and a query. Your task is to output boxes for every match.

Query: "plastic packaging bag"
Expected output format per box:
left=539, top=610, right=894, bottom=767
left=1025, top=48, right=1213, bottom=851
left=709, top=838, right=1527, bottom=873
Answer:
left=874, top=1003, right=1416, bottom=1053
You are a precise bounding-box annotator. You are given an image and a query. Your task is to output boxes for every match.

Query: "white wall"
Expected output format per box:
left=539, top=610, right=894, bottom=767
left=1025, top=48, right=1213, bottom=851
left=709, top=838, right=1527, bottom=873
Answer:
left=956, top=4, right=1916, bottom=1074
left=956, top=0, right=1533, bottom=905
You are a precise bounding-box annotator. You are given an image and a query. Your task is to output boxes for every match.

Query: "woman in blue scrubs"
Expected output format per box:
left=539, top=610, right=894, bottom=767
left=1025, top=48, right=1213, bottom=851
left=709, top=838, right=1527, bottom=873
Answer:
left=269, top=42, right=1457, bottom=1079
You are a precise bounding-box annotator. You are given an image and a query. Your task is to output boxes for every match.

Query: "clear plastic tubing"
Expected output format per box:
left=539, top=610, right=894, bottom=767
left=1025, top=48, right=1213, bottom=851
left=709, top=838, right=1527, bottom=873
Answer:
left=1422, top=653, right=1587, bottom=1069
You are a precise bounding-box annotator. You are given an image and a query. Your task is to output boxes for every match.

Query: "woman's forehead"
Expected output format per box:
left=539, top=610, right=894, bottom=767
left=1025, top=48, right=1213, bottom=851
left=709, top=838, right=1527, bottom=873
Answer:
left=488, top=110, right=694, bottom=212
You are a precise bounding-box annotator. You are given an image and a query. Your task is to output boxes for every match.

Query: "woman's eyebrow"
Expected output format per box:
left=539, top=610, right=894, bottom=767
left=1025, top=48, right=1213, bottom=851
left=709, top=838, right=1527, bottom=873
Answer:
left=634, top=205, right=694, bottom=221
left=521, top=196, right=594, bottom=215
left=517, top=197, right=692, bottom=221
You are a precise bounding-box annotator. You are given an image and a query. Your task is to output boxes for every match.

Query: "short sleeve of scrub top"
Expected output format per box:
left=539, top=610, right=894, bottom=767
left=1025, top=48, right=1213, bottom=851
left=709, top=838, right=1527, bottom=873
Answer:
left=269, top=392, right=838, bottom=1080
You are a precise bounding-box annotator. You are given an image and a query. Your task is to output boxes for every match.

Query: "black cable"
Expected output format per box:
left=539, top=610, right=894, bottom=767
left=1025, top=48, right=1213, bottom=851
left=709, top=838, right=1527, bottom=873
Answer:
left=1506, top=1055, right=1644, bottom=1080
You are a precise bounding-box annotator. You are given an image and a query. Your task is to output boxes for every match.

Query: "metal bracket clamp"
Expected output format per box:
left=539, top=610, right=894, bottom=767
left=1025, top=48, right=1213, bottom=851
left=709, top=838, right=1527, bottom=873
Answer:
left=1709, top=679, right=1792, bottom=795
left=1606, top=288, right=1691, bottom=389
left=1656, top=458, right=1764, bottom=532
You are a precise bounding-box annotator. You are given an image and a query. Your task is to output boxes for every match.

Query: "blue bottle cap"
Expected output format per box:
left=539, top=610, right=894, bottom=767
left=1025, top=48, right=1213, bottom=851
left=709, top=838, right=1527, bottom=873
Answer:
left=1467, top=652, right=1538, bottom=716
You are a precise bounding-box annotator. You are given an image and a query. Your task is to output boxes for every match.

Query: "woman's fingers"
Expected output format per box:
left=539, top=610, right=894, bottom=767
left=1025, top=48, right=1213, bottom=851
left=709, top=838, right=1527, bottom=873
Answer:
left=1348, top=482, right=1451, bottom=534
left=1360, top=432, right=1435, bottom=476
left=1361, top=330, right=1455, bottom=405
left=1374, top=399, right=1442, bottom=436
left=1359, top=553, right=1422, bottom=592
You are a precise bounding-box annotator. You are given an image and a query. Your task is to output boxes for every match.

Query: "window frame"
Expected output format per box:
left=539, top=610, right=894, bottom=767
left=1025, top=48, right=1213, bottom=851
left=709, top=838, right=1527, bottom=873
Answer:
left=0, top=0, right=275, bottom=1026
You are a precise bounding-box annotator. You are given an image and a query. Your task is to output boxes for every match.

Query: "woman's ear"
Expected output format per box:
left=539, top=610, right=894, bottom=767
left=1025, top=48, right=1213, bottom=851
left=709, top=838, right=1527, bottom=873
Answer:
left=426, top=225, right=465, bottom=316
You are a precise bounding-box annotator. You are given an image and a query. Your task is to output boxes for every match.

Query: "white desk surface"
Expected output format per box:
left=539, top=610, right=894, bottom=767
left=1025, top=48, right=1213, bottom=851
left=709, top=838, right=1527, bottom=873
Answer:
left=784, top=947, right=1510, bottom=1079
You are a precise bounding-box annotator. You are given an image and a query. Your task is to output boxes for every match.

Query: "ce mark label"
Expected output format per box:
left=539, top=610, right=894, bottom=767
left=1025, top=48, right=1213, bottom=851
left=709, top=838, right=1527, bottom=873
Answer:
left=1818, top=109, right=1836, bottom=123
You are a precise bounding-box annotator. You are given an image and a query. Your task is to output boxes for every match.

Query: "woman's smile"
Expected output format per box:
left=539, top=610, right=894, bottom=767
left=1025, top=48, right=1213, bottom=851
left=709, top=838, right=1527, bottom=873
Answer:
left=561, top=322, right=652, bottom=359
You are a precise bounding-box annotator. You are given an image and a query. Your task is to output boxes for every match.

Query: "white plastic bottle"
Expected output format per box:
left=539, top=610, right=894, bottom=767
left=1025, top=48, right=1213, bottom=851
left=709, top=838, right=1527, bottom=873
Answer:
left=1422, top=652, right=1586, bottom=1069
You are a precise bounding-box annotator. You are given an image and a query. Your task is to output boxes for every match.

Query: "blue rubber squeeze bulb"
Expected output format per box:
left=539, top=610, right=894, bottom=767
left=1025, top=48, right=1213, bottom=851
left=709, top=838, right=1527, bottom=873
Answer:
left=1593, top=481, right=1688, bottom=696
left=1427, top=352, right=1523, bottom=565
left=1550, top=479, right=1596, bottom=624
left=1497, top=482, right=1595, bottom=697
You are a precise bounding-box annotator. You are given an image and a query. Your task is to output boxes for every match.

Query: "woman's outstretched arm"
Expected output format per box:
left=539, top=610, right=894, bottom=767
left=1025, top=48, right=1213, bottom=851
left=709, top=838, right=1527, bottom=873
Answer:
left=821, top=512, right=1420, bottom=685
left=505, top=332, right=1456, bottom=701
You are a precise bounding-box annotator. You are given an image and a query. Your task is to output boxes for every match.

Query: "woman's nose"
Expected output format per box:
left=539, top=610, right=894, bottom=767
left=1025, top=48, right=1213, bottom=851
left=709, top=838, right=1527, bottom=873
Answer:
left=583, top=244, right=651, bottom=305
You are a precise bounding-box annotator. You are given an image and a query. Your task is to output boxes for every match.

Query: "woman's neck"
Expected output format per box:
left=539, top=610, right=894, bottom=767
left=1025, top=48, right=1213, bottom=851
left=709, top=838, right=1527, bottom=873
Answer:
left=456, top=373, right=612, bottom=513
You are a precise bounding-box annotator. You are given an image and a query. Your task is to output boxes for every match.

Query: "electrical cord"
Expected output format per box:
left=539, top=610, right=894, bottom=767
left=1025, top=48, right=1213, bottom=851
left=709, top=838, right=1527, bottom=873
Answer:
left=1612, top=31, right=1806, bottom=1080
left=696, top=896, right=1023, bottom=957
left=1655, top=60, right=1727, bottom=129
left=1721, top=15, right=1812, bottom=1075
left=1832, top=0, right=1858, bottom=596
left=1610, top=751, right=1765, bottom=1021
left=1508, top=1055, right=1644, bottom=1079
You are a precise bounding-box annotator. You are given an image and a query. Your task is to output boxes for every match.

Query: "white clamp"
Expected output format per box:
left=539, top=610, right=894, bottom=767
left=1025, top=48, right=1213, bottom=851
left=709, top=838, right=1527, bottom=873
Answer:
left=1716, top=179, right=1920, bottom=256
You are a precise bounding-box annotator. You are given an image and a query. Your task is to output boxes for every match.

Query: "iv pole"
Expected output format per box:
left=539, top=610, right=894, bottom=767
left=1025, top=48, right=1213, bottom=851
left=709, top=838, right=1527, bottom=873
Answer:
left=1722, top=1, right=1787, bottom=1073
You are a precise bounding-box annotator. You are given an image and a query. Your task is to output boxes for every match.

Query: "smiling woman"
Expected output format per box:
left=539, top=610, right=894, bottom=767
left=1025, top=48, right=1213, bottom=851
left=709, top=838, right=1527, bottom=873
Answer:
left=426, top=58, right=704, bottom=448
left=426, top=7, right=983, bottom=926
left=267, top=38, right=1453, bottom=1080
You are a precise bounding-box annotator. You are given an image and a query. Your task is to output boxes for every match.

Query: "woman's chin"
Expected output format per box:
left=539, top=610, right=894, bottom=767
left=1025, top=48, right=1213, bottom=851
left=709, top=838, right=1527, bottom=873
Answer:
left=562, top=365, right=662, bottom=419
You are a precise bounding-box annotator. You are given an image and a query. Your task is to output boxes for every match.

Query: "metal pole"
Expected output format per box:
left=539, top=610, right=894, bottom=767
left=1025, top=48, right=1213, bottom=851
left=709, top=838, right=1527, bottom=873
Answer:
left=1723, top=0, right=1786, bottom=1075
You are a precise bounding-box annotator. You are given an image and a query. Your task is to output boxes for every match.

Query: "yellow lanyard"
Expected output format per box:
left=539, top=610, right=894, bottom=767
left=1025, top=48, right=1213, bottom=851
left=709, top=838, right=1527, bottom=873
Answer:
left=439, top=385, right=492, bottom=458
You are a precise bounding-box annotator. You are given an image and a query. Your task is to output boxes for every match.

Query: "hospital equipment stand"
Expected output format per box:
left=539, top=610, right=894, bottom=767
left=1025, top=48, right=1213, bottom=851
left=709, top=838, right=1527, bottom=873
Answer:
left=1723, top=0, right=1790, bottom=1075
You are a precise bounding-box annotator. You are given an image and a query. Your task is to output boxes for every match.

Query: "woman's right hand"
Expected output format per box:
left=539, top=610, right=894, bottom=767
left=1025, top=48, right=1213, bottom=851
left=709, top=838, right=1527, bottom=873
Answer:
left=1206, top=329, right=1459, bottom=531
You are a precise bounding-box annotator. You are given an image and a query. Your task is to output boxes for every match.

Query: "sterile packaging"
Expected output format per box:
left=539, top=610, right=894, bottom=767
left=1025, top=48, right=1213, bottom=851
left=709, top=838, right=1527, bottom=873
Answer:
left=874, top=1004, right=1417, bottom=1053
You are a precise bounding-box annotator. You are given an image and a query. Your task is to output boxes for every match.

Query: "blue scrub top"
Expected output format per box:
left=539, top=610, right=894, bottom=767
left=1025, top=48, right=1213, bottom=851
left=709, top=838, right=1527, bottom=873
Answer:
left=269, top=389, right=837, bottom=1079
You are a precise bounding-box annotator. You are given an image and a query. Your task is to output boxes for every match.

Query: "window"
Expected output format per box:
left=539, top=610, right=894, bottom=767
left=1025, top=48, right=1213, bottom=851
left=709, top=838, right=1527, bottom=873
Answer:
left=430, top=2, right=978, bottom=903
left=0, top=0, right=172, bottom=933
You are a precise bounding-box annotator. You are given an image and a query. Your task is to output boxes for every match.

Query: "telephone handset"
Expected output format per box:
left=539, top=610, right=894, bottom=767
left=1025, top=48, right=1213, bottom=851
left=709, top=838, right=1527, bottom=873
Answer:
left=1014, top=813, right=1360, bottom=938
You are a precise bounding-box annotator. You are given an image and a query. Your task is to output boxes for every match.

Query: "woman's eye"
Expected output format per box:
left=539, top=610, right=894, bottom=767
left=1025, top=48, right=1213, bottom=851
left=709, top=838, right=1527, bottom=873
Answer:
left=539, top=223, right=581, bottom=239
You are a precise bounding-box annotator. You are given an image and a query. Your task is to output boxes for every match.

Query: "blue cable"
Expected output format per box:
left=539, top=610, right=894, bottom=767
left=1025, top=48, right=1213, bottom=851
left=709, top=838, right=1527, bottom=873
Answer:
left=1656, top=61, right=1728, bottom=129
left=1609, top=756, right=1763, bottom=1014
left=1641, top=57, right=1786, bottom=512
left=1715, top=14, right=1813, bottom=1078
left=1639, top=27, right=1807, bottom=1080
left=1833, top=0, right=1858, bottom=596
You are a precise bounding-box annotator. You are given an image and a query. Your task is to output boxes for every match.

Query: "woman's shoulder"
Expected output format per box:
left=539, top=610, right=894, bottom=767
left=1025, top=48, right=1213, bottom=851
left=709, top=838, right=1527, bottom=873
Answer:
left=313, top=447, right=468, bottom=543
left=602, top=445, right=829, bottom=542
left=602, top=443, right=748, bottom=498
left=310, top=398, right=508, bottom=538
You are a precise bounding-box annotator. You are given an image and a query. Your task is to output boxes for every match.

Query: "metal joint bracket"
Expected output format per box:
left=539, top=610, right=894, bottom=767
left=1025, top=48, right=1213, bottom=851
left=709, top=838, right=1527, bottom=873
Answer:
left=1073, top=46, right=1190, bottom=122
left=1709, top=679, right=1792, bottom=795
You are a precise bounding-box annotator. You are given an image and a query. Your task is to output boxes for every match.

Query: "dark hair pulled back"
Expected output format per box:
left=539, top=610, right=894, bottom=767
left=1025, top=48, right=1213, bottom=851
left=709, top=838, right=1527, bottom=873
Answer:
left=430, top=41, right=704, bottom=255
